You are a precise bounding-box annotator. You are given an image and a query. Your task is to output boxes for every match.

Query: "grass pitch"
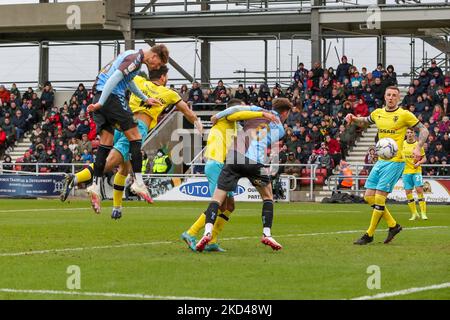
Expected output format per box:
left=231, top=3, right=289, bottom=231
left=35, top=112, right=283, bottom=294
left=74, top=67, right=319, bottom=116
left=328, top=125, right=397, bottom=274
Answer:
left=0, top=199, right=448, bottom=300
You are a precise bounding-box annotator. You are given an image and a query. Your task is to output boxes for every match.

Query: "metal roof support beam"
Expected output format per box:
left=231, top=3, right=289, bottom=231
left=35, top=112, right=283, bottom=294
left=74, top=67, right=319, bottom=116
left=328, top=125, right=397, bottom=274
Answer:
left=377, top=35, right=386, bottom=67
left=39, top=41, right=49, bottom=88
left=201, top=39, right=211, bottom=87
left=140, top=0, right=158, bottom=13
left=145, top=40, right=194, bottom=83
left=311, top=0, right=322, bottom=67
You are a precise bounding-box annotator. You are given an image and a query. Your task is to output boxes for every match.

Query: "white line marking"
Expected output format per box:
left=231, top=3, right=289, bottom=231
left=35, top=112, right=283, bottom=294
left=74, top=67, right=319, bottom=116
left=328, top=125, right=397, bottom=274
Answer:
left=0, top=206, right=360, bottom=214
left=0, top=241, right=172, bottom=257
left=351, top=282, right=450, bottom=300
left=0, top=226, right=446, bottom=258
left=0, top=288, right=218, bottom=300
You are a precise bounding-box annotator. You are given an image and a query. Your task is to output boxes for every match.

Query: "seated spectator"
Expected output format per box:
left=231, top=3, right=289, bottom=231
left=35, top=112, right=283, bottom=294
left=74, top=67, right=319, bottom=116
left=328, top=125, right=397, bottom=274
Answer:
left=438, top=158, right=449, bottom=176
left=65, top=124, right=78, bottom=141
left=188, top=81, right=203, bottom=102
left=441, top=132, right=450, bottom=154
left=234, top=84, right=249, bottom=103
left=12, top=109, right=27, bottom=141
left=372, top=63, right=383, bottom=79
left=212, top=80, right=226, bottom=100
left=284, top=152, right=301, bottom=177
left=364, top=147, right=378, bottom=171
left=2, top=155, right=13, bottom=172
left=0, top=85, right=11, bottom=105
left=431, top=142, right=447, bottom=162
left=325, top=135, right=341, bottom=166
left=22, top=87, right=34, bottom=101
left=353, top=98, right=369, bottom=117
left=432, top=104, right=444, bottom=122
left=202, top=88, right=215, bottom=104
left=81, top=148, right=93, bottom=163
left=73, top=83, right=88, bottom=105
left=295, top=146, right=308, bottom=164
left=1, top=117, right=16, bottom=149
left=78, top=134, right=92, bottom=154
left=318, top=148, right=333, bottom=177
left=76, top=119, right=91, bottom=138
left=21, top=150, right=37, bottom=172
left=0, top=126, right=6, bottom=157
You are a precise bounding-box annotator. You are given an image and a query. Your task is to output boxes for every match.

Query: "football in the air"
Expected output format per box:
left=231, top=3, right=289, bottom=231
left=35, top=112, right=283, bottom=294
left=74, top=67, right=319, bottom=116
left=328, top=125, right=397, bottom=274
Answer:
left=375, top=138, right=398, bottom=160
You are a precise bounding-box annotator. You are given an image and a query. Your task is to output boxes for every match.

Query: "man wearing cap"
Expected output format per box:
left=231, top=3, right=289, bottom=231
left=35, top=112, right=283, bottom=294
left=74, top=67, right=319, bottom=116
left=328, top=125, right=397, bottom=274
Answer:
left=427, top=59, right=443, bottom=77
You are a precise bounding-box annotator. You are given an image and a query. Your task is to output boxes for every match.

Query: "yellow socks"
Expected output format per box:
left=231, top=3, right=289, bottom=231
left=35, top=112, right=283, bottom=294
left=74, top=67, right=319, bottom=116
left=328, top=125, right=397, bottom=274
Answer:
left=187, top=213, right=206, bottom=237
left=418, top=193, right=426, bottom=214
left=113, top=173, right=127, bottom=208
left=406, top=193, right=418, bottom=219
left=367, top=194, right=388, bottom=237
left=210, top=210, right=231, bottom=244
left=382, top=205, right=397, bottom=228
left=417, top=192, right=427, bottom=219
left=75, top=164, right=94, bottom=184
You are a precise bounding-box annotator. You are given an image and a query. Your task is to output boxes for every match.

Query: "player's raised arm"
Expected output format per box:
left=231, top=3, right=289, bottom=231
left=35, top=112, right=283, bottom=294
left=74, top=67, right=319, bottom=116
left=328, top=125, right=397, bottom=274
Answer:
left=345, top=113, right=371, bottom=127
left=128, top=80, right=162, bottom=107
left=175, top=100, right=203, bottom=134
left=212, top=104, right=264, bottom=123
left=88, top=70, right=124, bottom=112
left=225, top=110, right=276, bottom=122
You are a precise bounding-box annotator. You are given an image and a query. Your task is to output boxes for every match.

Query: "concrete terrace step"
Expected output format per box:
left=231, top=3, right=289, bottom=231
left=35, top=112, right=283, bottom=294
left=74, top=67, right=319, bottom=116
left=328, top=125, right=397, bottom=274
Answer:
left=356, top=141, right=376, bottom=146
left=349, top=151, right=368, bottom=156
left=359, top=137, right=377, bottom=142
left=346, top=156, right=365, bottom=162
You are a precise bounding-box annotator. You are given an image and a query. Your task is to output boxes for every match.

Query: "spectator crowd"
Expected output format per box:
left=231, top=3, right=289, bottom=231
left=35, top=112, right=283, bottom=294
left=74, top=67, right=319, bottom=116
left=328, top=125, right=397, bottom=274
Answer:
left=0, top=57, right=449, bottom=180
left=0, top=82, right=98, bottom=172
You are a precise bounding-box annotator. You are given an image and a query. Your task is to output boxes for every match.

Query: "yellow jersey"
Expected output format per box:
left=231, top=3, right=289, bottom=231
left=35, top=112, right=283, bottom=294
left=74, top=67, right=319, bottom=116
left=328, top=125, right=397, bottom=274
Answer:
left=129, top=76, right=182, bottom=130
left=368, top=107, right=419, bottom=162
left=204, top=111, right=265, bottom=163
left=403, top=140, right=425, bottom=174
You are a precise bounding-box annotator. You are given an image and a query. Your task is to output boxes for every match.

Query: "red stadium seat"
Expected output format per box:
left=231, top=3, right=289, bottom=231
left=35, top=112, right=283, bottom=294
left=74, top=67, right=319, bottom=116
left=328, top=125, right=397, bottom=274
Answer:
left=314, top=175, right=325, bottom=186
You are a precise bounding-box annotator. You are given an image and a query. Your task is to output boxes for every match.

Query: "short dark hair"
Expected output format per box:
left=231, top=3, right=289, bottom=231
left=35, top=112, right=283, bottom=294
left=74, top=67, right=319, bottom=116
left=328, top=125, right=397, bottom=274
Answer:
left=149, top=65, right=169, bottom=80
left=227, top=98, right=244, bottom=108
left=272, top=98, right=292, bottom=114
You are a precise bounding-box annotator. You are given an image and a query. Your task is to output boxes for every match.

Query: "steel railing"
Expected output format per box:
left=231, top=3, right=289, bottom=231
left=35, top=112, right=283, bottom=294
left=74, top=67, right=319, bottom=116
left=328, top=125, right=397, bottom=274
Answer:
left=326, top=163, right=450, bottom=193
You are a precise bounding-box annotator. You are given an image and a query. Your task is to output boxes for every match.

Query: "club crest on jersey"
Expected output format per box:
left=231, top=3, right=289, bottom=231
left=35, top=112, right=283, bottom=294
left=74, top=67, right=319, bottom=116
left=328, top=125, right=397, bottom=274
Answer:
left=393, top=116, right=399, bottom=123
left=124, top=63, right=137, bottom=75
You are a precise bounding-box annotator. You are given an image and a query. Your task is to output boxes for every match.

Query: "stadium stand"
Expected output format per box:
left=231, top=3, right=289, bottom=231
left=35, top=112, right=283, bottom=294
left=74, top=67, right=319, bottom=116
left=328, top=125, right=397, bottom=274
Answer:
left=0, top=60, right=449, bottom=183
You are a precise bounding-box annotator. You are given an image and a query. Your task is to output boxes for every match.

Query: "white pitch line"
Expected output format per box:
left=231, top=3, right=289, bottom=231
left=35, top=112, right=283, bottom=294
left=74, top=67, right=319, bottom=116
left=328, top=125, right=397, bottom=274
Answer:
left=0, top=226, right=446, bottom=258
left=0, top=206, right=360, bottom=214
left=0, top=288, right=218, bottom=300
left=351, top=282, right=450, bottom=300
left=0, top=241, right=172, bottom=257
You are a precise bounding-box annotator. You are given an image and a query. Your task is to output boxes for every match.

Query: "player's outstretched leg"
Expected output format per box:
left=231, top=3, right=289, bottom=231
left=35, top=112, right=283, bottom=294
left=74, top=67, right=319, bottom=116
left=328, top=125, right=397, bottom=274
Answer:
left=384, top=223, right=402, bottom=244
left=86, top=182, right=102, bottom=214
left=259, top=199, right=282, bottom=251
left=196, top=202, right=220, bottom=252
left=60, top=174, right=75, bottom=202
left=181, top=212, right=205, bottom=251
left=111, top=171, right=127, bottom=220
left=60, top=164, right=94, bottom=202
left=181, top=231, right=197, bottom=252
